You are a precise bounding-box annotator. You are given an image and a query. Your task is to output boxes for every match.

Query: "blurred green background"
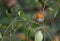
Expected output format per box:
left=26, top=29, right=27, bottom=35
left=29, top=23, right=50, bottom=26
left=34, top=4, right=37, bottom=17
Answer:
left=0, top=0, right=60, bottom=41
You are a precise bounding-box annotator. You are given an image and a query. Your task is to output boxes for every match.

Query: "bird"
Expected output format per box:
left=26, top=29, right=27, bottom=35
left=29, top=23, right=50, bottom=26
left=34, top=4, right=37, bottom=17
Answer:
left=36, top=11, right=44, bottom=23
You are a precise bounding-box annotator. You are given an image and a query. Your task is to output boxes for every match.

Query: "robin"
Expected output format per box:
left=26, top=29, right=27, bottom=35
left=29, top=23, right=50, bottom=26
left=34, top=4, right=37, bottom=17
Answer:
left=36, top=11, right=44, bottom=23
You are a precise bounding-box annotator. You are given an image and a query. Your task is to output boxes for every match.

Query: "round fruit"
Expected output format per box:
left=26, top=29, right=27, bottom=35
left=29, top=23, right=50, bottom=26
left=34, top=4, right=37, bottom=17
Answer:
left=35, top=31, right=43, bottom=41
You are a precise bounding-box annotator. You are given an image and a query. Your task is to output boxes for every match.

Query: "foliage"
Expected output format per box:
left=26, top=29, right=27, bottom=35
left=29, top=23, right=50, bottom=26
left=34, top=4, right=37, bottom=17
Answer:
left=0, top=0, right=60, bottom=41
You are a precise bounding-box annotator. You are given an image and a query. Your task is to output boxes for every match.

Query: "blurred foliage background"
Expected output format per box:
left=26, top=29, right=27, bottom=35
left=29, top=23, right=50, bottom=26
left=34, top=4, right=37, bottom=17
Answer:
left=0, top=0, right=60, bottom=41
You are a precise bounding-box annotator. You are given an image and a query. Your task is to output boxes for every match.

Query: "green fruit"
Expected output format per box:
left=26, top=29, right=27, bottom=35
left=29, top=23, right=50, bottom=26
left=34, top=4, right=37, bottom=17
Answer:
left=35, top=31, right=43, bottom=41
left=0, top=33, right=2, bottom=39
